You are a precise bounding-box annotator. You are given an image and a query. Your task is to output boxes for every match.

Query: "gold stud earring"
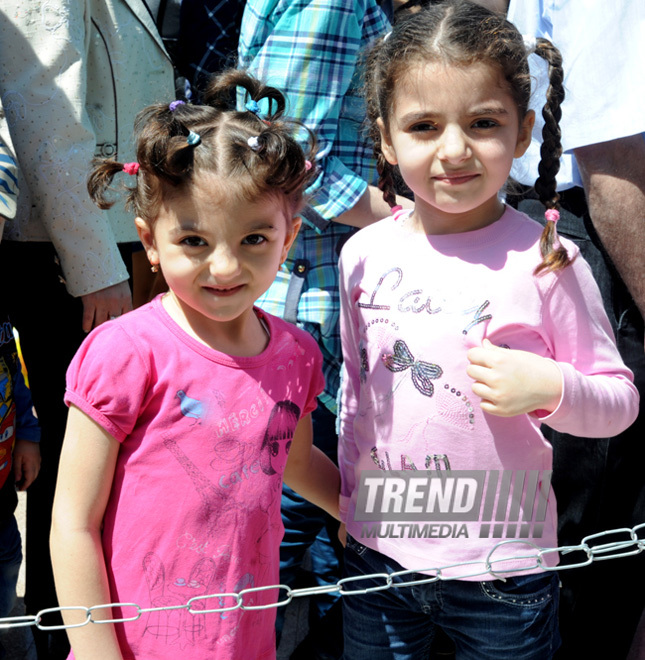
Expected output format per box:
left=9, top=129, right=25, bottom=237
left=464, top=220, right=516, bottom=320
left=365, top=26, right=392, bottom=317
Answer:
left=151, top=264, right=159, bottom=273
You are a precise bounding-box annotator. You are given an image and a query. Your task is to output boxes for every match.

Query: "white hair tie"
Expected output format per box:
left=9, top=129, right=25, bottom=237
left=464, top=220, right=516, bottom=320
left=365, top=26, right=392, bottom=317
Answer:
left=247, top=136, right=261, bottom=151
left=523, top=35, right=537, bottom=53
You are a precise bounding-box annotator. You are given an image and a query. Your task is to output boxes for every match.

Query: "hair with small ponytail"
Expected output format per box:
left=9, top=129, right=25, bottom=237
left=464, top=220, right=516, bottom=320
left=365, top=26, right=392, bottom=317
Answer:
left=87, top=69, right=317, bottom=225
left=364, top=0, right=573, bottom=274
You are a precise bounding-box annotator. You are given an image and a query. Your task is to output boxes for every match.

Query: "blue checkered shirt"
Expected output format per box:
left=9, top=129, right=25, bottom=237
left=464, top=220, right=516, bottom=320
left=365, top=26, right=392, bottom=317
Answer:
left=239, top=0, right=390, bottom=413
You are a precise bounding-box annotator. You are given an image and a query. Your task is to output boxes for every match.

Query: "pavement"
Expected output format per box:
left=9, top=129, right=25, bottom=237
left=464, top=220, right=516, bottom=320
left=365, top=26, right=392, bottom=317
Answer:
left=1, top=491, right=310, bottom=660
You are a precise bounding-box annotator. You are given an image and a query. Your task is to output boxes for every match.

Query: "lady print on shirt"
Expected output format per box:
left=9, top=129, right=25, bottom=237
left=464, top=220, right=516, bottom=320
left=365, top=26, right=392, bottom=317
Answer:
left=357, top=265, right=493, bottom=336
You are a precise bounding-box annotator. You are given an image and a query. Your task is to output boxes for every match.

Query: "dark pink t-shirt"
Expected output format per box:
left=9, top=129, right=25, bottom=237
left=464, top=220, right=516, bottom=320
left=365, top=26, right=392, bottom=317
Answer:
left=65, top=296, right=324, bottom=659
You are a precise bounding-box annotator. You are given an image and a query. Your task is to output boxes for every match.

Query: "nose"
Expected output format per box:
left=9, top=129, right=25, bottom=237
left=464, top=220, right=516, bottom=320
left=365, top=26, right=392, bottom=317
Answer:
left=437, top=124, right=470, bottom=163
left=209, top=245, right=242, bottom=281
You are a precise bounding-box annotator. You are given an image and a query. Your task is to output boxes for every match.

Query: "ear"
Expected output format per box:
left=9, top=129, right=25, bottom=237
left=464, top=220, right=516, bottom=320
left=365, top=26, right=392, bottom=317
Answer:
left=280, top=215, right=302, bottom=263
left=514, top=110, right=535, bottom=158
left=377, top=117, right=398, bottom=165
left=135, top=217, right=160, bottom=269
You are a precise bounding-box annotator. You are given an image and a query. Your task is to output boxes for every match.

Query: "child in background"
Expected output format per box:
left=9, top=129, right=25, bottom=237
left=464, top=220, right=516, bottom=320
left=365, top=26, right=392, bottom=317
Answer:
left=0, top=134, right=41, bottom=658
left=337, top=2, right=639, bottom=658
left=50, top=70, right=340, bottom=660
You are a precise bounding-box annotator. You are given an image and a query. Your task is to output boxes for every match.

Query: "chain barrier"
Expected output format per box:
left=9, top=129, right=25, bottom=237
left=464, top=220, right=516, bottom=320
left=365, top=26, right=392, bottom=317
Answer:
left=2, top=523, right=644, bottom=632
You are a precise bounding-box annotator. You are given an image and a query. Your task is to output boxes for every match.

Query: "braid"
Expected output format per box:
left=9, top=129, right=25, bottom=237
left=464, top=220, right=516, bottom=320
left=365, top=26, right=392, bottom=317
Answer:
left=364, top=34, right=399, bottom=211
left=533, top=38, right=572, bottom=275
left=374, top=145, right=397, bottom=210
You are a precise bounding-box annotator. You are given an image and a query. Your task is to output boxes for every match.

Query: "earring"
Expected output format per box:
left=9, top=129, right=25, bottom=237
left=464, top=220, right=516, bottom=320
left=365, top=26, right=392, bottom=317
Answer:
left=151, top=264, right=159, bottom=273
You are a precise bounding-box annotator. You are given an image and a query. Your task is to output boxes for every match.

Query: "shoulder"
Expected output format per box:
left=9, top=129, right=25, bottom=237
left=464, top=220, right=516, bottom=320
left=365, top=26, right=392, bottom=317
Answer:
left=70, top=301, right=164, bottom=371
left=503, top=205, right=580, bottom=261
left=259, top=310, right=323, bottom=363
left=340, top=215, right=398, bottom=261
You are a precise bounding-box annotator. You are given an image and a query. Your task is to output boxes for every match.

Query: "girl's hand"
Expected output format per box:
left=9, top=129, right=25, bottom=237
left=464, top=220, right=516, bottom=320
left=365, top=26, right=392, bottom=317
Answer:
left=13, top=439, right=41, bottom=490
left=466, top=339, right=562, bottom=417
left=338, top=522, right=347, bottom=548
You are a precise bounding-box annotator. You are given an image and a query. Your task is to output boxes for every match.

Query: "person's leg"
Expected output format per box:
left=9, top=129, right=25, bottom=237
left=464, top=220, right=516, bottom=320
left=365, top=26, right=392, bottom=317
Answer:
left=512, top=192, right=645, bottom=659
left=438, top=573, right=560, bottom=660
left=341, top=536, right=436, bottom=660
left=0, top=516, right=22, bottom=616
left=0, top=516, right=22, bottom=659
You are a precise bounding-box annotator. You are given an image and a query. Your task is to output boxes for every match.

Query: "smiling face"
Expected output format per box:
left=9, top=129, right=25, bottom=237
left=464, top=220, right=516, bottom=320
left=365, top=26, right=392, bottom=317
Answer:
left=378, top=60, right=534, bottom=235
left=136, top=172, right=300, bottom=347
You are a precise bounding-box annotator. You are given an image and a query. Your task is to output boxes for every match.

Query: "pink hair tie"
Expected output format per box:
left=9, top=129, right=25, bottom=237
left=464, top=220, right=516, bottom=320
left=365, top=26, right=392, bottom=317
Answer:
left=304, top=160, right=313, bottom=171
left=391, top=205, right=403, bottom=213
left=122, top=162, right=140, bottom=176
left=544, top=208, right=560, bottom=224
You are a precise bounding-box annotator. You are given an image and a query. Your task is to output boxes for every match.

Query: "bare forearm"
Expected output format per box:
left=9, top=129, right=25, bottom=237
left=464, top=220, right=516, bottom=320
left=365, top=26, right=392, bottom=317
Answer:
left=334, top=185, right=414, bottom=228
left=284, top=446, right=341, bottom=520
left=50, top=525, right=123, bottom=659
left=574, top=135, right=645, bottom=321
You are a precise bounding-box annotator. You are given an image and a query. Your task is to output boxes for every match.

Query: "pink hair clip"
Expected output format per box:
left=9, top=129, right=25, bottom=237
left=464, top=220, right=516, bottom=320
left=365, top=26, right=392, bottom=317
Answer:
left=304, top=160, right=313, bottom=171
left=544, top=208, right=560, bottom=224
left=122, top=162, right=140, bottom=176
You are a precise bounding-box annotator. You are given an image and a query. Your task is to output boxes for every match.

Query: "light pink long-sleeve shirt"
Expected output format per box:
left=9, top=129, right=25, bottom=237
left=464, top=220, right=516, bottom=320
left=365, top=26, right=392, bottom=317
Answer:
left=338, top=206, right=639, bottom=579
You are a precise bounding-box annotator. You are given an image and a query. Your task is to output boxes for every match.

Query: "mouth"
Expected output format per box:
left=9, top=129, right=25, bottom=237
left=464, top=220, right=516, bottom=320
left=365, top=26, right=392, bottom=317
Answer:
left=433, top=173, right=479, bottom=185
left=204, top=284, right=245, bottom=297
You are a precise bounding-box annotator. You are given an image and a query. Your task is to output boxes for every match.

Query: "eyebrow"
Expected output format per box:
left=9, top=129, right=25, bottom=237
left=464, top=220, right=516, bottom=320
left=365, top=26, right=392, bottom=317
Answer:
left=399, top=106, right=510, bottom=124
left=468, top=106, right=509, bottom=117
left=170, top=221, right=279, bottom=235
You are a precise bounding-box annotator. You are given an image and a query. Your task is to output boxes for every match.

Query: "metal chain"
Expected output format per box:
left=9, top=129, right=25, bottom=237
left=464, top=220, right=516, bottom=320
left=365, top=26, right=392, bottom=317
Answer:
left=2, top=523, right=643, bottom=632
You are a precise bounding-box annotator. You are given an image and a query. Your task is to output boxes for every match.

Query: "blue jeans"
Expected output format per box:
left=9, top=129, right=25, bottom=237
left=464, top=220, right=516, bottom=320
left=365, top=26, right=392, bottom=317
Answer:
left=0, top=516, right=21, bottom=619
left=0, top=515, right=22, bottom=659
left=342, top=536, right=560, bottom=660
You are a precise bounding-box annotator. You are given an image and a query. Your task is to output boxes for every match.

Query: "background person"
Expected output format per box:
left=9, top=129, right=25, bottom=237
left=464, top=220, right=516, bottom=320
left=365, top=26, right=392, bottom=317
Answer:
left=506, top=2, right=645, bottom=657
left=0, top=3, right=174, bottom=655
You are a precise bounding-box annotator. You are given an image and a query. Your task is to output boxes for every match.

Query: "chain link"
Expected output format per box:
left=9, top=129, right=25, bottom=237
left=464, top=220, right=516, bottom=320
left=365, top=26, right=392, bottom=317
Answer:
left=2, top=523, right=643, bottom=632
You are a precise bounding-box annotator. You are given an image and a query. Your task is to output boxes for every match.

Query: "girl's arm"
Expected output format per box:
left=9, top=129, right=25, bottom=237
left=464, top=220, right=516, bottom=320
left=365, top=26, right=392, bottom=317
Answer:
left=50, top=405, right=123, bottom=660
left=283, top=413, right=340, bottom=520
left=467, top=256, right=640, bottom=436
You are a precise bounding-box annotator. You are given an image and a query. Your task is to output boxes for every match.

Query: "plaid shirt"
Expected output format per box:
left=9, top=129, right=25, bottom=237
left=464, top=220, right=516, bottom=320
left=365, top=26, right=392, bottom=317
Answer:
left=239, top=0, right=390, bottom=413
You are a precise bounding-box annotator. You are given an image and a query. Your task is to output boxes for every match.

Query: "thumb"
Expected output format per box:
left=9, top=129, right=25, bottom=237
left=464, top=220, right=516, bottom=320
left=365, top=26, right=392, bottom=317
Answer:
left=482, top=338, right=495, bottom=349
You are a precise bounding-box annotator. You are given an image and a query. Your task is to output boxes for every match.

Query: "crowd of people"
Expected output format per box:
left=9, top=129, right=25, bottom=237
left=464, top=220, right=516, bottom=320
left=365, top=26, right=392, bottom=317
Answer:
left=0, top=1, right=643, bottom=659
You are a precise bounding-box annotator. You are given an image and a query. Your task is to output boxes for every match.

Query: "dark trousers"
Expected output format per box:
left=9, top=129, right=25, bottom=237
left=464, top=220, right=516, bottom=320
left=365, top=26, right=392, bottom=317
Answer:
left=510, top=190, right=645, bottom=660
left=0, top=241, right=131, bottom=659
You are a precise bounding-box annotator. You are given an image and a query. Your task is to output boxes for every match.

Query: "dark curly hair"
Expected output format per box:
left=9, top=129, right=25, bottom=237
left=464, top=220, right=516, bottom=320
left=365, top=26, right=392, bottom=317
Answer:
left=87, top=69, right=317, bottom=226
left=364, top=0, right=570, bottom=274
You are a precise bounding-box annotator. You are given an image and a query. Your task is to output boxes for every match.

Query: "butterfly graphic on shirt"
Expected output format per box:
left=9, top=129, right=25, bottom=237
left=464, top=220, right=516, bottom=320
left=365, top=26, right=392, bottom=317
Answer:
left=381, top=339, right=443, bottom=397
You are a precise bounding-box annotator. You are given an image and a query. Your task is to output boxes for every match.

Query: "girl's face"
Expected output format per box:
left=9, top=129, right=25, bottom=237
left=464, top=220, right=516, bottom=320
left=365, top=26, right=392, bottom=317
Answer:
left=378, top=61, right=534, bottom=235
left=136, top=173, right=300, bottom=347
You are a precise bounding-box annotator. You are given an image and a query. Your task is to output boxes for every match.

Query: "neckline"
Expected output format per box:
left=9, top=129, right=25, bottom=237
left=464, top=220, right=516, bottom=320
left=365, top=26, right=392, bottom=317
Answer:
left=150, top=295, right=277, bottom=368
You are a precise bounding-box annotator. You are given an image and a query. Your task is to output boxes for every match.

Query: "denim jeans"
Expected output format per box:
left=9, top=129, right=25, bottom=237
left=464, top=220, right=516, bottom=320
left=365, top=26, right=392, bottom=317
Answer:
left=0, top=515, right=22, bottom=659
left=0, top=516, right=21, bottom=619
left=341, top=536, right=560, bottom=660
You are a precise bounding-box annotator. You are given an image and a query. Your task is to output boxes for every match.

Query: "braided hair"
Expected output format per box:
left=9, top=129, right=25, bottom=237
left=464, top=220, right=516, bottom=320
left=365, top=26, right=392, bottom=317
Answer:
left=363, top=0, right=571, bottom=274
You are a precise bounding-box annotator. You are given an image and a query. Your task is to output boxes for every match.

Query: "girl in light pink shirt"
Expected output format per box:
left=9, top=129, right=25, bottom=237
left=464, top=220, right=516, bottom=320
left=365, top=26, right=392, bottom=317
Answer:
left=337, top=3, right=639, bottom=659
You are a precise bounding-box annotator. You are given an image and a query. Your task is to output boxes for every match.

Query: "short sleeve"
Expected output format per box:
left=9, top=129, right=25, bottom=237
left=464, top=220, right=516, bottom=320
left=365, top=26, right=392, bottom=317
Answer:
left=65, top=322, right=151, bottom=442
